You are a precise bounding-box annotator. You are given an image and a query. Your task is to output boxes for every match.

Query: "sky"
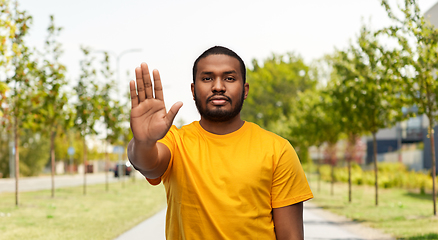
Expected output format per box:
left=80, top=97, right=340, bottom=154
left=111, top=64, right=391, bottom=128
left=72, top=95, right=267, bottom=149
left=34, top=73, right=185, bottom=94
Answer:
left=19, top=0, right=438, bottom=125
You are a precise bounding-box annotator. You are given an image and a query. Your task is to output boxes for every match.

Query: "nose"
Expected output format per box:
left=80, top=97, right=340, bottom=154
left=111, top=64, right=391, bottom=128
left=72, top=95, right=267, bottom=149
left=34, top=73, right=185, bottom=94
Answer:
left=212, top=78, right=225, bottom=92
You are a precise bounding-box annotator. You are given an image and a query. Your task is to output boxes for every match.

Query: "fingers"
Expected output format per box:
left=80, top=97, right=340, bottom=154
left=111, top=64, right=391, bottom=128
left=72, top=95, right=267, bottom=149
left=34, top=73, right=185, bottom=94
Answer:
left=135, top=66, right=146, bottom=102
left=153, top=69, right=164, bottom=101
left=141, top=63, right=153, bottom=99
left=166, top=101, right=183, bottom=125
left=129, top=80, right=138, bottom=109
left=134, top=63, right=164, bottom=103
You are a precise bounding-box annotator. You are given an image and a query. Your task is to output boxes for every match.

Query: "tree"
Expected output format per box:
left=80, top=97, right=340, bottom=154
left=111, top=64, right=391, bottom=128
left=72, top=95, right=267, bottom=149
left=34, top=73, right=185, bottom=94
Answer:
left=0, top=82, right=9, bottom=178
left=329, top=43, right=372, bottom=203
left=380, top=0, right=438, bottom=215
left=318, top=89, right=343, bottom=196
left=34, top=15, right=68, bottom=198
left=1, top=0, right=37, bottom=205
left=0, top=0, right=16, bottom=178
left=74, top=46, right=102, bottom=195
left=241, top=53, right=317, bottom=132
left=337, top=25, right=403, bottom=206
left=289, top=88, right=334, bottom=191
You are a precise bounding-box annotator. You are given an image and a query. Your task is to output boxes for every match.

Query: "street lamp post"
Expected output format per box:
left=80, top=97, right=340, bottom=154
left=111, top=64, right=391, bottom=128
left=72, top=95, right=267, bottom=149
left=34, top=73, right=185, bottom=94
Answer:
left=115, top=49, right=142, bottom=84
left=94, top=48, right=142, bottom=82
left=94, top=48, right=142, bottom=189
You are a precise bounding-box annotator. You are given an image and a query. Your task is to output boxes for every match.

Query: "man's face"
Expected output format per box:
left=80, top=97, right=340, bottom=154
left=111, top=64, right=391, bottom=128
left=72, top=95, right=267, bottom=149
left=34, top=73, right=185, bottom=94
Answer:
left=191, top=54, right=249, bottom=122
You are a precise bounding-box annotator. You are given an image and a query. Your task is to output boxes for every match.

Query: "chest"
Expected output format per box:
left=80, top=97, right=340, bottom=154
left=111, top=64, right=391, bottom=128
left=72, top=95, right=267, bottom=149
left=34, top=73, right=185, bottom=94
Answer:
left=167, top=137, right=277, bottom=204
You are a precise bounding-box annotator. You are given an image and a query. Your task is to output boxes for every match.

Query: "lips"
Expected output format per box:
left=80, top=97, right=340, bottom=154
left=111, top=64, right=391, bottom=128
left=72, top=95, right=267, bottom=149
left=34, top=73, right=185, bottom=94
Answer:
left=207, top=95, right=231, bottom=105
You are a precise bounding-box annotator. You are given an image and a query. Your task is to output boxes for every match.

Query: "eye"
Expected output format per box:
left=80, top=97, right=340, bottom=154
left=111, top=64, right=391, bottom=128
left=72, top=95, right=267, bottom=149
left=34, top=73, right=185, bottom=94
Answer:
left=202, top=77, right=212, bottom=81
left=225, top=77, right=235, bottom=81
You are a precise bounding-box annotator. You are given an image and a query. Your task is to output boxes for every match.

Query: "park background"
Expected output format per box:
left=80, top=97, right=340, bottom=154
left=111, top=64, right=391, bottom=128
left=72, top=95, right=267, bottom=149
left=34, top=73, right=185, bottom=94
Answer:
left=1, top=0, right=438, bottom=239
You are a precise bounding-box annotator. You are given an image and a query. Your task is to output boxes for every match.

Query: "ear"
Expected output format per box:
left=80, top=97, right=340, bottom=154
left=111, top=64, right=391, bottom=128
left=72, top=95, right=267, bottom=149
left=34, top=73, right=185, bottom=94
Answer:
left=191, top=83, right=195, bottom=100
left=243, top=83, right=249, bottom=100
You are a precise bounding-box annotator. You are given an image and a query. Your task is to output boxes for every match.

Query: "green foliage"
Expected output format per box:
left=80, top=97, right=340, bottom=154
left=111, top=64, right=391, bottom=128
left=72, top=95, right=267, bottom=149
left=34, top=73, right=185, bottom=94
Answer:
left=0, top=82, right=8, bottom=118
left=99, top=51, right=129, bottom=146
left=0, top=0, right=17, bottom=66
left=289, top=89, right=343, bottom=164
left=319, top=163, right=435, bottom=191
left=0, top=130, right=10, bottom=178
left=330, top=25, right=403, bottom=136
left=33, top=15, right=69, bottom=134
left=74, top=46, right=101, bottom=139
left=242, top=53, right=317, bottom=129
left=18, top=130, right=49, bottom=176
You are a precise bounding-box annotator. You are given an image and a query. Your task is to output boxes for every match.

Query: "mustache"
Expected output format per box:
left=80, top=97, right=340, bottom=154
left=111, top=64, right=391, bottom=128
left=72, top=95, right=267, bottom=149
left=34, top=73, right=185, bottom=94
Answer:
left=207, top=94, right=231, bottom=102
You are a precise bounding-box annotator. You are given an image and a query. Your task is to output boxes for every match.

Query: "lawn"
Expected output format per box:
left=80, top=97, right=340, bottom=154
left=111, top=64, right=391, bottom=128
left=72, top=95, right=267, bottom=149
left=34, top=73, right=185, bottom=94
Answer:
left=0, top=178, right=166, bottom=240
left=308, top=174, right=438, bottom=239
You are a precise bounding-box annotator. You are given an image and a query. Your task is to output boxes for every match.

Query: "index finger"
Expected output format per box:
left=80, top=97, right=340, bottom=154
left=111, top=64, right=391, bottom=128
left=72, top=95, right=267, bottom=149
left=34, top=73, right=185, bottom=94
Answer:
left=152, top=69, right=164, bottom=100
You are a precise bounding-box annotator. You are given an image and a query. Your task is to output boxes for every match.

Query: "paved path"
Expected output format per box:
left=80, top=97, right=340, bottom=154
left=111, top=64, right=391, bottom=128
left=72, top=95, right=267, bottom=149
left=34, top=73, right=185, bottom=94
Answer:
left=0, top=173, right=127, bottom=193
left=115, top=201, right=394, bottom=240
left=114, top=207, right=166, bottom=240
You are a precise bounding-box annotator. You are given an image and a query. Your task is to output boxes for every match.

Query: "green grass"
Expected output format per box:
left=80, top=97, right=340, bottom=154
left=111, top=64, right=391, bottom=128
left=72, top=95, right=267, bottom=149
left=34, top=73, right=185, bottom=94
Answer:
left=308, top=174, right=438, bottom=239
left=0, top=179, right=166, bottom=240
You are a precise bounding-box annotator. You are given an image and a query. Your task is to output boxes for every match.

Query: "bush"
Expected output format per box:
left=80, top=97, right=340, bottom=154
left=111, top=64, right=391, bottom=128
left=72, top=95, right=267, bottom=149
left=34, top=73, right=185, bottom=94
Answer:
left=316, top=162, right=435, bottom=191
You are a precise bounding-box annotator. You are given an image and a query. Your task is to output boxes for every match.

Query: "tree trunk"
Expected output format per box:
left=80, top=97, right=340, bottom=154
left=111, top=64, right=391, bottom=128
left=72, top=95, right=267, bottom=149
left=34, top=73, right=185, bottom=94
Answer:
left=330, top=144, right=336, bottom=196
left=14, top=115, right=19, bottom=206
left=83, top=137, right=87, bottom=195
left=348, top=158, right=352, bottom=203
left=317, top=145, right=321, bottom=192
left=373, top=132, right=378, bottom=206
left=429, top=123, right=436, bottom=216
left=105, top=139, right=109, bottom=192
left=331, top=163, right=334, bottom=196
left=50, top=130, right=56, bottom=198
left=347, top=134, right=354, bottom=203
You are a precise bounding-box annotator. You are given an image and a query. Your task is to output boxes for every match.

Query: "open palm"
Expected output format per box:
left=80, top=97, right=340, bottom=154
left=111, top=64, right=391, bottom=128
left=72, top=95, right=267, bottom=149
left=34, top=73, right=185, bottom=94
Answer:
left=130, top=63, right=182, bottom=143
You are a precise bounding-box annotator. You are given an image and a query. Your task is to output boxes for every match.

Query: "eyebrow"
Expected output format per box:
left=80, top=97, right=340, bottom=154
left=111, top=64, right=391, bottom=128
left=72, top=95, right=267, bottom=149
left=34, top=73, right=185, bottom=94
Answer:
left=200, top=70, right=238, bottom=75
left=224, top=70, right=237, bottom=75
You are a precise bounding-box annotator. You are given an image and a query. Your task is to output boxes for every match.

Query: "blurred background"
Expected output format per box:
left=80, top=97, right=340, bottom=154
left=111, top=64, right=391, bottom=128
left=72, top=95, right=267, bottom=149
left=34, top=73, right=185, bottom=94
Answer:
left=2, top=0, right=438, bottom=238
left=2, top=0, right=437, bottom=176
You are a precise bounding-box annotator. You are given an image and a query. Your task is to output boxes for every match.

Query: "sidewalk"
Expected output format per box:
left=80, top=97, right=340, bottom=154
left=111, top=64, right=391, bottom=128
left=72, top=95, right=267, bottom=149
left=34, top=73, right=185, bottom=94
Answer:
left=0, top=173, right=119, bottom=193
left=114, top=201, right=395, bottom=240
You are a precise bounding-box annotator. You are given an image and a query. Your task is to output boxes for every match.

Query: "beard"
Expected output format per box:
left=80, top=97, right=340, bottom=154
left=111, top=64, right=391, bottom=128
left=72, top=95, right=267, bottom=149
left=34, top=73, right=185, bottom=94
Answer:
left=194, top=89, right=245, bottom=122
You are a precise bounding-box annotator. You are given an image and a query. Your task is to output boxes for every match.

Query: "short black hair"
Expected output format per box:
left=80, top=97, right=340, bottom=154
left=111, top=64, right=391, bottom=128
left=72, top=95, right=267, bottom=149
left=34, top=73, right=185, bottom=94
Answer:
left=192, top=46, right=246, bottom=84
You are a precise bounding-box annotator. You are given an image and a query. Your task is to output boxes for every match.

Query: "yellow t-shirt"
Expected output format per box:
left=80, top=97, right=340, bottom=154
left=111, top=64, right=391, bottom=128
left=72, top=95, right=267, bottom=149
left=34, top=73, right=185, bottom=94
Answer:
left=148, top=121, right=313, bottom=240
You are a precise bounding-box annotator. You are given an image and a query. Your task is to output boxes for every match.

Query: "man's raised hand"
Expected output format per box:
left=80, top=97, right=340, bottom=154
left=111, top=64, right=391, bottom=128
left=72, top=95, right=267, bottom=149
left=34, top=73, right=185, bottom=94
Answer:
left=130, top=63, right=183, bottom=144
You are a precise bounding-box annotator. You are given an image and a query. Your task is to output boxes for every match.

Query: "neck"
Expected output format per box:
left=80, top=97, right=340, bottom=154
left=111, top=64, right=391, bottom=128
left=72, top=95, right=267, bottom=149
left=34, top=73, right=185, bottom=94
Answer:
left=199, top=114, right=244, bottom=135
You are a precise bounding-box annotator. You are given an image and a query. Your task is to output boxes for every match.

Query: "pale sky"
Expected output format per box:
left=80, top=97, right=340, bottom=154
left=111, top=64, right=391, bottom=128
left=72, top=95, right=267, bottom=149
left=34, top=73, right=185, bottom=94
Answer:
left=19, top=0, right=438, bottom=125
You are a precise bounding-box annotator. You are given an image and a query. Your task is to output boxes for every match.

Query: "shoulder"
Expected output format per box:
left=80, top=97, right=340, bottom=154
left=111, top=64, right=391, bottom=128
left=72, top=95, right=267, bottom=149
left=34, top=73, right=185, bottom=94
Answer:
left=163, top=121, right=200, bottom=141
left=174, top=121, right=199, bottom=135
left=245, top=121, right=289, bottom=146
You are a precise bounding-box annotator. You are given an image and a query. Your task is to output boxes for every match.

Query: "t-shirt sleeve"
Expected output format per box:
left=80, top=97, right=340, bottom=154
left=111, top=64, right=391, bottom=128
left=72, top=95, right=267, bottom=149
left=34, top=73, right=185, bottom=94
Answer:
left=271, top=141, right=313, bottom=208
left=145, top=125, right=177, bottom=185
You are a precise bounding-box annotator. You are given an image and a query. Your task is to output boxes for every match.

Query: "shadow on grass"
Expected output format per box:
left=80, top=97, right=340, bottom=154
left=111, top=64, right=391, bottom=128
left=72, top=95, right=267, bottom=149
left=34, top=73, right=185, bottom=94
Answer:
left=403, top=191, right=432, bottom=201
left=403, top=233, right=438, bottom=239
left=304, top=219, right=365, bottom=225
left=305, top=205, right=345, bottom=210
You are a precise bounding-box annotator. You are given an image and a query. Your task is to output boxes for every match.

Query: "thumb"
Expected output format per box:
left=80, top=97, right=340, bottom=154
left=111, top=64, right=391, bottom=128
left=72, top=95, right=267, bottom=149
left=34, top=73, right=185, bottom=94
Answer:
left=166, top=101, right=183, bottom=125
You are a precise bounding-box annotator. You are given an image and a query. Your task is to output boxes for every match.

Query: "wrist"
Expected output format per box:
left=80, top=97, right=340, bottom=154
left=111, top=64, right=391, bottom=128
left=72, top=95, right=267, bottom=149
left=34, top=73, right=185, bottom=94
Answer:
left=133, top=137, right=157, bottom=149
